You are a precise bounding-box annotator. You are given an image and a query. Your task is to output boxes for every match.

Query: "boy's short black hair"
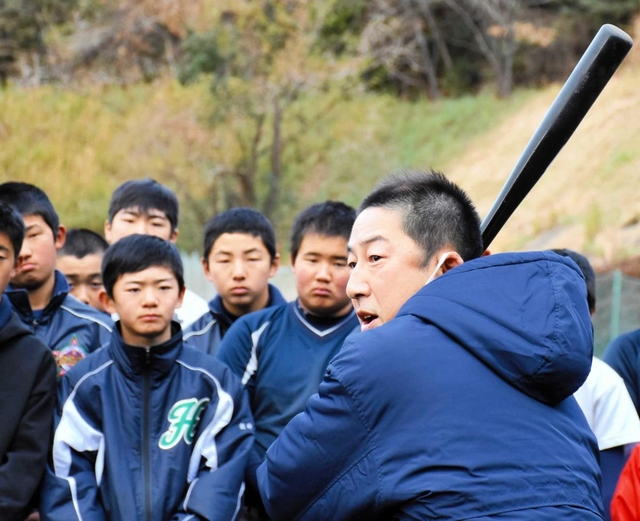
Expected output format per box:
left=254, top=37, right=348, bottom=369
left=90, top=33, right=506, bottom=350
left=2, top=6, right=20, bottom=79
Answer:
left=551, top=248, right=596, bottom=313
left=102, top=234, right=184, bottom=299
left=360, top=169, right=483, bottom=264
left=290, top=201, right=356, bottom=262
left=59, top=228, right=109, bottom=259
left=203, top=208, right=277, bottom=262
left=0, top=201, right=26, bottom=258
left=107, top=178, right=179, bottom=233
left=0, top=182, right=60, bottom=235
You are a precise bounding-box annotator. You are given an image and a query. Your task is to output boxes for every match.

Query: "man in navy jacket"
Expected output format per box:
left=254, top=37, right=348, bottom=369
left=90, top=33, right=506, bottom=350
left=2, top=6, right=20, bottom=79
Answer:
left=257, top=170, right=603, bottom=520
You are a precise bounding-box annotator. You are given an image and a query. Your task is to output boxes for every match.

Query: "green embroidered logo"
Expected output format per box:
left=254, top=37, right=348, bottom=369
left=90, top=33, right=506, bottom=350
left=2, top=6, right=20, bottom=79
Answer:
left=159, top=398, right=210, bottom=450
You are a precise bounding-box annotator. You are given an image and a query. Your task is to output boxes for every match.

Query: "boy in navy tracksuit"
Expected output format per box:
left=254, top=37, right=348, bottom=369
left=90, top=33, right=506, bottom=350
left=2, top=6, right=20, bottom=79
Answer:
left=0, top=202, right=56, bottom=521
left=0, top=182, right=112, bottom=377
left=41, top=234, right=254, bottom=521
left=184, top=208, right=285, bottom=356
left=217, top=201, right=359, bottom=519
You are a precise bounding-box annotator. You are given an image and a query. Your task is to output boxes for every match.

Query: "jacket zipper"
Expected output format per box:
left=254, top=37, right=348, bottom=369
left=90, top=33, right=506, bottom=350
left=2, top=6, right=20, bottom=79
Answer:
left=143, top=347, right=152, bottom=521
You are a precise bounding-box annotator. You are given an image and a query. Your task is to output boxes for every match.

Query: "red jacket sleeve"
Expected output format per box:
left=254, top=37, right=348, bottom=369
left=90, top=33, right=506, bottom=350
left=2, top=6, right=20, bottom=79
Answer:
left=612, top=445, right=640, bottom=521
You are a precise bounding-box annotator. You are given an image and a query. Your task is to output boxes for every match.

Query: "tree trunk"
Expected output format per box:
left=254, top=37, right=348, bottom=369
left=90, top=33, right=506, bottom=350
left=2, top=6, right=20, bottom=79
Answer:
left=263, top=98, right=282, bottom=220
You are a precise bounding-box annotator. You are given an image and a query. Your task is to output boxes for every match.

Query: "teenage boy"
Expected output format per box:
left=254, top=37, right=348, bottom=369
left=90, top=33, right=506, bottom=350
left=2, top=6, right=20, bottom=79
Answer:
left=40, top=234, right=254, bottom=521
left=0, top=202, right=56, bottom=521
left=257, top=171, right=602, bottom=520
left=56, top=228, right=109, bottom=313
left=184, top=207, right=286, bottom=356
left=0, top=182, right=112, bottom=377
left=217, top=201, right=359, bottom=518
left=104, top=178, right=208, bottom=328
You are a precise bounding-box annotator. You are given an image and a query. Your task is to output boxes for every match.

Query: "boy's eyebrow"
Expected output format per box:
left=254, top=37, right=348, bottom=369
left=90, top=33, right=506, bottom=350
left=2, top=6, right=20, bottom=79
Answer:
left=0, top=244, right=10, bottom=254
left=123, top=276, right=175, bottom=284
left=119, top=208, right=168, bottom=219
left=215, top=247, right=264, bottom=256
left=302, top=251, right=348, bottom=260
left=25, top=223, right=43, bottom=232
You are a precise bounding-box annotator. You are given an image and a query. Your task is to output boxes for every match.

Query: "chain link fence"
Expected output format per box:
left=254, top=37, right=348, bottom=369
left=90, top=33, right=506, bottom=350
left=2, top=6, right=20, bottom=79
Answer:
left=594, top=271, right=640, bottom=358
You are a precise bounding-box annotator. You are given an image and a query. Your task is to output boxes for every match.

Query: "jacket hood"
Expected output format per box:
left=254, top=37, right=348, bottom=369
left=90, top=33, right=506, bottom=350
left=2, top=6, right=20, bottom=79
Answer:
left=0, top=297, right=34, bottom=347
left=399, top=251, right=593, bottom=405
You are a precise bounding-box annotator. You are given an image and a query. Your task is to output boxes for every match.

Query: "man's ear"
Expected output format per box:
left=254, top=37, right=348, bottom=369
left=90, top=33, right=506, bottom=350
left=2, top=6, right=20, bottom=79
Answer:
left=169, top=228, right=179, bottom=244
left=269, top=253, right=281, bottom=277
left=54, top=225, right=67, bottom=251
left=441, top=252, right=464, bottom=274
left=99, top=289, right=117, bottom=315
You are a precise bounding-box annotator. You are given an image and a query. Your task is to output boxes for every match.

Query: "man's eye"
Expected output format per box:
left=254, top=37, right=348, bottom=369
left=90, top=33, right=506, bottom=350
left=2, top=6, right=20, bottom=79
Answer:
left=348, top=261, right=357, bottom=269
left=91, top=283, right=103, bottom=290
left=370, top=255, right=382, bottom=262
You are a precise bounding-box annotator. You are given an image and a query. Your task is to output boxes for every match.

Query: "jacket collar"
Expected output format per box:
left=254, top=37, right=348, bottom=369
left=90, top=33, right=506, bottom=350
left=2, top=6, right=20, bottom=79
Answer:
left=5, top=270, right=70, bottom=321
left=110, top=321, right=183, bottom=379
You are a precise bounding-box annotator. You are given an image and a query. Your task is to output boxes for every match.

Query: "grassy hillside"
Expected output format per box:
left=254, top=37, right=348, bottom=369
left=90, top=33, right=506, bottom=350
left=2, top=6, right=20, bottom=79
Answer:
left=1, top=35, right=639, bottom=260
left=0, top=81, right=532, bottom=253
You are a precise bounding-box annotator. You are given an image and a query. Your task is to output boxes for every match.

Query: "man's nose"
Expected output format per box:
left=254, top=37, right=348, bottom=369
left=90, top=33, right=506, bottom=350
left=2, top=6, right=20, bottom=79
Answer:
left=346, top=266, right=368, bottom=299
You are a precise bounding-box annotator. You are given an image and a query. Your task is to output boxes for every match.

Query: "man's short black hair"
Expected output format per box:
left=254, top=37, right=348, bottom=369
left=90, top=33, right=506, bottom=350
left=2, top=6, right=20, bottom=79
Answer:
left=551, top=248, right=596, bottom=313
left=59, top=228, right=109, bottom=259
left=0, top=182, right=60, bottom=235
left=102, top=234, right=184, bottom=299
left=290, top=201, right=356, bottom=262
left=107, top=178, right=179, bottom=233
left=203, top=207, right=277, bottom=262
left=360, top=169, right=483, bottom=264
left=0, top=201, right=25, bottom=259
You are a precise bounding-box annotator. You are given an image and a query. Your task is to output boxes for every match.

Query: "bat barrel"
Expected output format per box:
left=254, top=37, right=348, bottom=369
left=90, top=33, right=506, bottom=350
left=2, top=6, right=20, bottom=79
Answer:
left=481, top=24, right=633, bottom=249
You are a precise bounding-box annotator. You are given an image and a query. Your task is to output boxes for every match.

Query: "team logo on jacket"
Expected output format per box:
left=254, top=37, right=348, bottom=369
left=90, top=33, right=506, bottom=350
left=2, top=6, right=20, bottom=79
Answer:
left=159, top=398, right=210, bottom=450
left=52, top=336, right=88, bottom=378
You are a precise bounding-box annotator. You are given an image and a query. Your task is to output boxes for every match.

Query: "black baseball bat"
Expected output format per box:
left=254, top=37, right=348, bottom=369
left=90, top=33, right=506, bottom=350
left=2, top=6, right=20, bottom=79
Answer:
left=481, top=24, right=633, bottom=249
